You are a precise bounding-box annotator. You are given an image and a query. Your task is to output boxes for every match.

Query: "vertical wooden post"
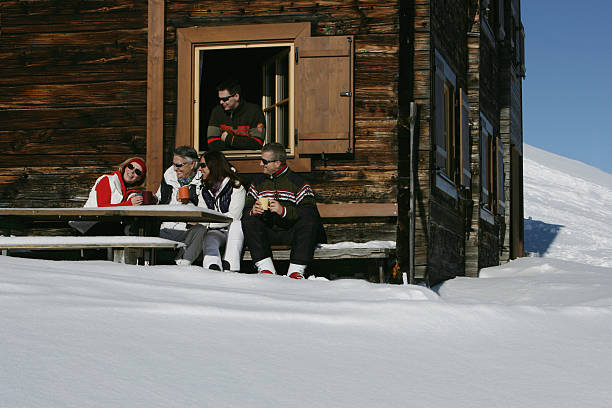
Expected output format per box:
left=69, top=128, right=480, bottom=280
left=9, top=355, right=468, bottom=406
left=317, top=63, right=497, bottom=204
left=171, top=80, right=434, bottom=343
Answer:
left=146, top=0, right=165, bottom=192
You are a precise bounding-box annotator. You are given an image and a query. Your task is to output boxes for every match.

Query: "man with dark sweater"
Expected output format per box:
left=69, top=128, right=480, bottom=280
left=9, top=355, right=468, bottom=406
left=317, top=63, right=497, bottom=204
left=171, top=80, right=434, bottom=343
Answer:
left=206, top=79, right=266, bottom=151
left=242, top=143, right=325, bottom=279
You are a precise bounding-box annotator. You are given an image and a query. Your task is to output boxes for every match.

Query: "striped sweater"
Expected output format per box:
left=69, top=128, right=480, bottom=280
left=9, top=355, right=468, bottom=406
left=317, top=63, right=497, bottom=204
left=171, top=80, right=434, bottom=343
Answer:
left=244, top=165, right=316, bottom=230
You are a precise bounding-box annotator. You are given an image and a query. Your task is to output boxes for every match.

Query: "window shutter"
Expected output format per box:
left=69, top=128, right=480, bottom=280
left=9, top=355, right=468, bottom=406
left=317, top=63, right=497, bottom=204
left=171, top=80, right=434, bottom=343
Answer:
left=460, top=89, right=471, bottom=187
left=434, top=67, right=447, bottom=171
left=520, top=24, right=526, bottom=76
left=480, top=132, right=489, bottom=206
left=295, top=35, right=354, bottom=155
left=497, top=139, right=505, bottom=214
left=497, top=0, right=505, bottom=40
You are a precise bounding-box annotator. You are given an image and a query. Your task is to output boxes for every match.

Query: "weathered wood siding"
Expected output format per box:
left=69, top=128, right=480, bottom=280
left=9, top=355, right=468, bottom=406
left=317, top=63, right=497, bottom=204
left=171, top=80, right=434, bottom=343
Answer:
left=426, top=0, right=471, bottom=284
left=163, top=1, right=401, bottom=243
left=395, top=0, right=432, bottom=280
left=0, top=1, right=148, bottom=208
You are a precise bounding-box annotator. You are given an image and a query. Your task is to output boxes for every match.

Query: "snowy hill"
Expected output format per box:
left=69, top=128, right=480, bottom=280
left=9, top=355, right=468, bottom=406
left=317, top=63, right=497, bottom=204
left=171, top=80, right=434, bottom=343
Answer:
left=1, top=144, right=612, bottom=407
left=524, top=144, right=612, bottom=266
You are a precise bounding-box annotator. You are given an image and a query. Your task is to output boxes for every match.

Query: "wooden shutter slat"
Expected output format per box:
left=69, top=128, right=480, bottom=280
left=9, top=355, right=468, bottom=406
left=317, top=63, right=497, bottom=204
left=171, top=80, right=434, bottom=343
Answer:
left=299, top=50, right=349, bottom=58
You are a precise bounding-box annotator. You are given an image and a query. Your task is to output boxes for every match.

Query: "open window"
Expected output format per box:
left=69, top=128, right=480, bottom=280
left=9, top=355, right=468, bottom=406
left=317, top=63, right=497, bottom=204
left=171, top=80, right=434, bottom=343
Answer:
left=194, top=45, right=293, bottom=153
left=177, top=23, right=354, bottom=173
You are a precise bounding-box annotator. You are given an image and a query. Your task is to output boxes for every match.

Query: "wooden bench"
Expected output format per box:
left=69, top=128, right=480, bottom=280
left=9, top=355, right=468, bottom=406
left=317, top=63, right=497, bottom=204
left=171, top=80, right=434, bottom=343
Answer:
left=242, top=244, right=396, bottom=283
left=0, top=236, right=182, bottom=265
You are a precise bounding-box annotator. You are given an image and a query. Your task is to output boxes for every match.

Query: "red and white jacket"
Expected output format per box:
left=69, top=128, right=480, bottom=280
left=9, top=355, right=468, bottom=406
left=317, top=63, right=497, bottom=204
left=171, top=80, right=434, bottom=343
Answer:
left=84, top=170, right=138, bottom=208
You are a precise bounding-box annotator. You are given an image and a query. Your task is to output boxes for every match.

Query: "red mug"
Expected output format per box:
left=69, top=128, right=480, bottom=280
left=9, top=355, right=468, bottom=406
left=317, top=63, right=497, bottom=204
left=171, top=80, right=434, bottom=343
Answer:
left=142, top=190, right=153, bottom=205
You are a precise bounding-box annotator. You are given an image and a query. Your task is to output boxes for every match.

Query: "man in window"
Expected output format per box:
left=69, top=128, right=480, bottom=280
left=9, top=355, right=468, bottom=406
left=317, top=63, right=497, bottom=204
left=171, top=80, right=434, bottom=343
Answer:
left=242, top=143, right=326, bottom=279
left=206, top=79, right=266, bottom=151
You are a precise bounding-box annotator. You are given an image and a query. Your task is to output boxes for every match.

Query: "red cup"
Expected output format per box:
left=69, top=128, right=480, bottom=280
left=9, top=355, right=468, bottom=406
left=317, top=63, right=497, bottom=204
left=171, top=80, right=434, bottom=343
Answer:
left=142, top=190, right=153, bottom=205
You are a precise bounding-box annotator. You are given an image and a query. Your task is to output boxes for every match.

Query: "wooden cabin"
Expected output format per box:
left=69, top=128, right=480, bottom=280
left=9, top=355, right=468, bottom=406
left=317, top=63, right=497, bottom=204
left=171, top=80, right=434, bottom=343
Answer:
left=0, top=0, right=525, bottom=285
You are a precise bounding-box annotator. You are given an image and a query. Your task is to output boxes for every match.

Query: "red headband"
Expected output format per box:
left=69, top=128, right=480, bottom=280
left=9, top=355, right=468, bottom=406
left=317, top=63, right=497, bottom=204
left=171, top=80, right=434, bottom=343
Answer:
left=128, top=157, right=146, bottom=179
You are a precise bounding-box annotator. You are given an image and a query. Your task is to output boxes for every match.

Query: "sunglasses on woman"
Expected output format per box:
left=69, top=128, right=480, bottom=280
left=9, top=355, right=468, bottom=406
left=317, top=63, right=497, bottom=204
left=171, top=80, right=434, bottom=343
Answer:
left=127, top=163, right=143, bottom=177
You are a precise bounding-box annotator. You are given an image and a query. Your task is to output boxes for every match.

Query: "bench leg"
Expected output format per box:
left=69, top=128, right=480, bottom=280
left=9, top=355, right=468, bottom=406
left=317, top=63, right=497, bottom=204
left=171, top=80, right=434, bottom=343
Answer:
left=113, top=249, right=125, bottom=263
left=124, top=248, right=137, bottom=265
left=378, top=260, right=385, bottom=284
left=144, top=249, right=152, bottom=266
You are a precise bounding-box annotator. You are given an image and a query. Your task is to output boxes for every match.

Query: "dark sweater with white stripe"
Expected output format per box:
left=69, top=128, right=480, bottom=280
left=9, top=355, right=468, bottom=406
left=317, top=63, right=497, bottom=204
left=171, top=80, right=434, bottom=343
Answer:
left=244, top=165, right=317, bottom=231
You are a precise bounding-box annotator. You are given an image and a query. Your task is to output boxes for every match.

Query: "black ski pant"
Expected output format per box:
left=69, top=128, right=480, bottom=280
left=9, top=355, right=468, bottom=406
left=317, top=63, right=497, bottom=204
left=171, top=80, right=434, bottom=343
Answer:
left=243, top=214, right=320, bottom=265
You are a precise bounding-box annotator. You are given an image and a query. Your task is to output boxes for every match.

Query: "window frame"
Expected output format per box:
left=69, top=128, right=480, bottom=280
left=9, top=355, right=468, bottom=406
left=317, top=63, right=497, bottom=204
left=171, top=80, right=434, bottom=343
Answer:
left=479, top=113, right=503, bottom=222
left=262, top=48, right=291, bottom=146
left=176, top=23, right=312, bottom=173
left=192, top=43, right=295, bottom=155
left=434, top=50, right=469, bottom=197
left=481, top=0, right=497, bottom=46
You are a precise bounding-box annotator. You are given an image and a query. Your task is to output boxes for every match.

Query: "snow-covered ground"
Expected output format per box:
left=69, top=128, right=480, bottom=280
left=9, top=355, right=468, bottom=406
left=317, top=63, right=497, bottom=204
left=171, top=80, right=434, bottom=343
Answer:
left=1, top=145, right=611, bottom=407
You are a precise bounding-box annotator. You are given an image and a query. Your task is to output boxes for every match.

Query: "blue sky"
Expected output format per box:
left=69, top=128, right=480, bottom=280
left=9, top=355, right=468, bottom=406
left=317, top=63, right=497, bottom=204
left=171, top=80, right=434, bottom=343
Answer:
left=522, top=0, right=612, bottom=174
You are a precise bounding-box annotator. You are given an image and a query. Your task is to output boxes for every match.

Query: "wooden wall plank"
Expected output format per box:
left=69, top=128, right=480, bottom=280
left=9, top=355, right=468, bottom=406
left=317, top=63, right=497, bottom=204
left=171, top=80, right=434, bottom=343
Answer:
left=147, top=0, right=165, bottom=192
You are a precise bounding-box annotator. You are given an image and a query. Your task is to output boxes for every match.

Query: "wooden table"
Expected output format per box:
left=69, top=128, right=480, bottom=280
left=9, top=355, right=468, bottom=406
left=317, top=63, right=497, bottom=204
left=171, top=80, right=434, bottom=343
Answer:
left=0, top=204, right=232, bottom=236
left=0, top=205, right=233, bottom=264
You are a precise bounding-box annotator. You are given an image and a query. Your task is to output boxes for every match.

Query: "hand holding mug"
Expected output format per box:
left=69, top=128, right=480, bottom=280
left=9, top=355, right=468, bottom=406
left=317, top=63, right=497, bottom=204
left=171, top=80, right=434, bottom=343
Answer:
left=269, top=199, right=284, bottom=215
left=130, top=194, right=144, bottom=206
left=252, top=199, right=265, bottom=215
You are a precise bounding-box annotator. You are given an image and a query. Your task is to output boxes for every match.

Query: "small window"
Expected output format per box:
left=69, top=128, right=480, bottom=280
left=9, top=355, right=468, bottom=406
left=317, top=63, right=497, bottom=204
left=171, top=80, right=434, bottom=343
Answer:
left=434, top=51, right=466, bottom=188
left=193, top=44, right=294, bottom=154
left=480, top=113, right=500, bottom=214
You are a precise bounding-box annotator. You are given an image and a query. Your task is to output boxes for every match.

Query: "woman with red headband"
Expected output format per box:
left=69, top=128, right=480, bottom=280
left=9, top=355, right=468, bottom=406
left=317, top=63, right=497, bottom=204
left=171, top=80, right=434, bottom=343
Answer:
left=71, top=157, right=147, bottom=235
left=83, top=157, right=147, bottom=207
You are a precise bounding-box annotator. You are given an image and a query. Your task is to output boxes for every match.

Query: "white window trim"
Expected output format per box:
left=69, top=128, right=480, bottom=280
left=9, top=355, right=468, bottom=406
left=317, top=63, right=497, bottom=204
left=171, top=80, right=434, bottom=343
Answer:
left=434, top=50, right=456, bottom=87
left=436, top=172, right=458, bottom=199
left=480, top=205, right=495, bottom=225
left=480, top=113, right=493, bottom=136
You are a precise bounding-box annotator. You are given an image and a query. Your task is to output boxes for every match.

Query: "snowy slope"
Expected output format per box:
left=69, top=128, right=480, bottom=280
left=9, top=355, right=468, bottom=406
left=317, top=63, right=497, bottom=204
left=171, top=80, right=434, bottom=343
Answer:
left=523, top=144, right=612, bottom=266
left=1, top=144, right=612, bottom=408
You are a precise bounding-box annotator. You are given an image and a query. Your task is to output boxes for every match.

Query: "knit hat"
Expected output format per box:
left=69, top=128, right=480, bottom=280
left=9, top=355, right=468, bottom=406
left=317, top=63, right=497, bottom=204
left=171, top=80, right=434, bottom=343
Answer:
left=127, top=157, right=147, bottom=179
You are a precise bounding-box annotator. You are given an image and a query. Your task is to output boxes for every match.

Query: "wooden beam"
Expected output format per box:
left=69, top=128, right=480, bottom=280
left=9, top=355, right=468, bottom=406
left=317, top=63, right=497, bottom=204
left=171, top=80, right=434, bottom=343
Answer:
left=146, top=0, right=165, bottom=192
left=317, top=203, right=398, bottom=218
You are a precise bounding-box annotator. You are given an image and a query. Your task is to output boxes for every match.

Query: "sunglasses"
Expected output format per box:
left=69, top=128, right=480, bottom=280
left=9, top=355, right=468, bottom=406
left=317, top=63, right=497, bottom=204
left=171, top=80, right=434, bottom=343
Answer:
left=199, top=162, right=207, bottom=169
left=219, top=94, right=236, bottom=102
left=260, top=157, right=277, bottom=165
left=173, top=161, right=193, bottom=169
left=127, top=163, right=143, bottom=177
